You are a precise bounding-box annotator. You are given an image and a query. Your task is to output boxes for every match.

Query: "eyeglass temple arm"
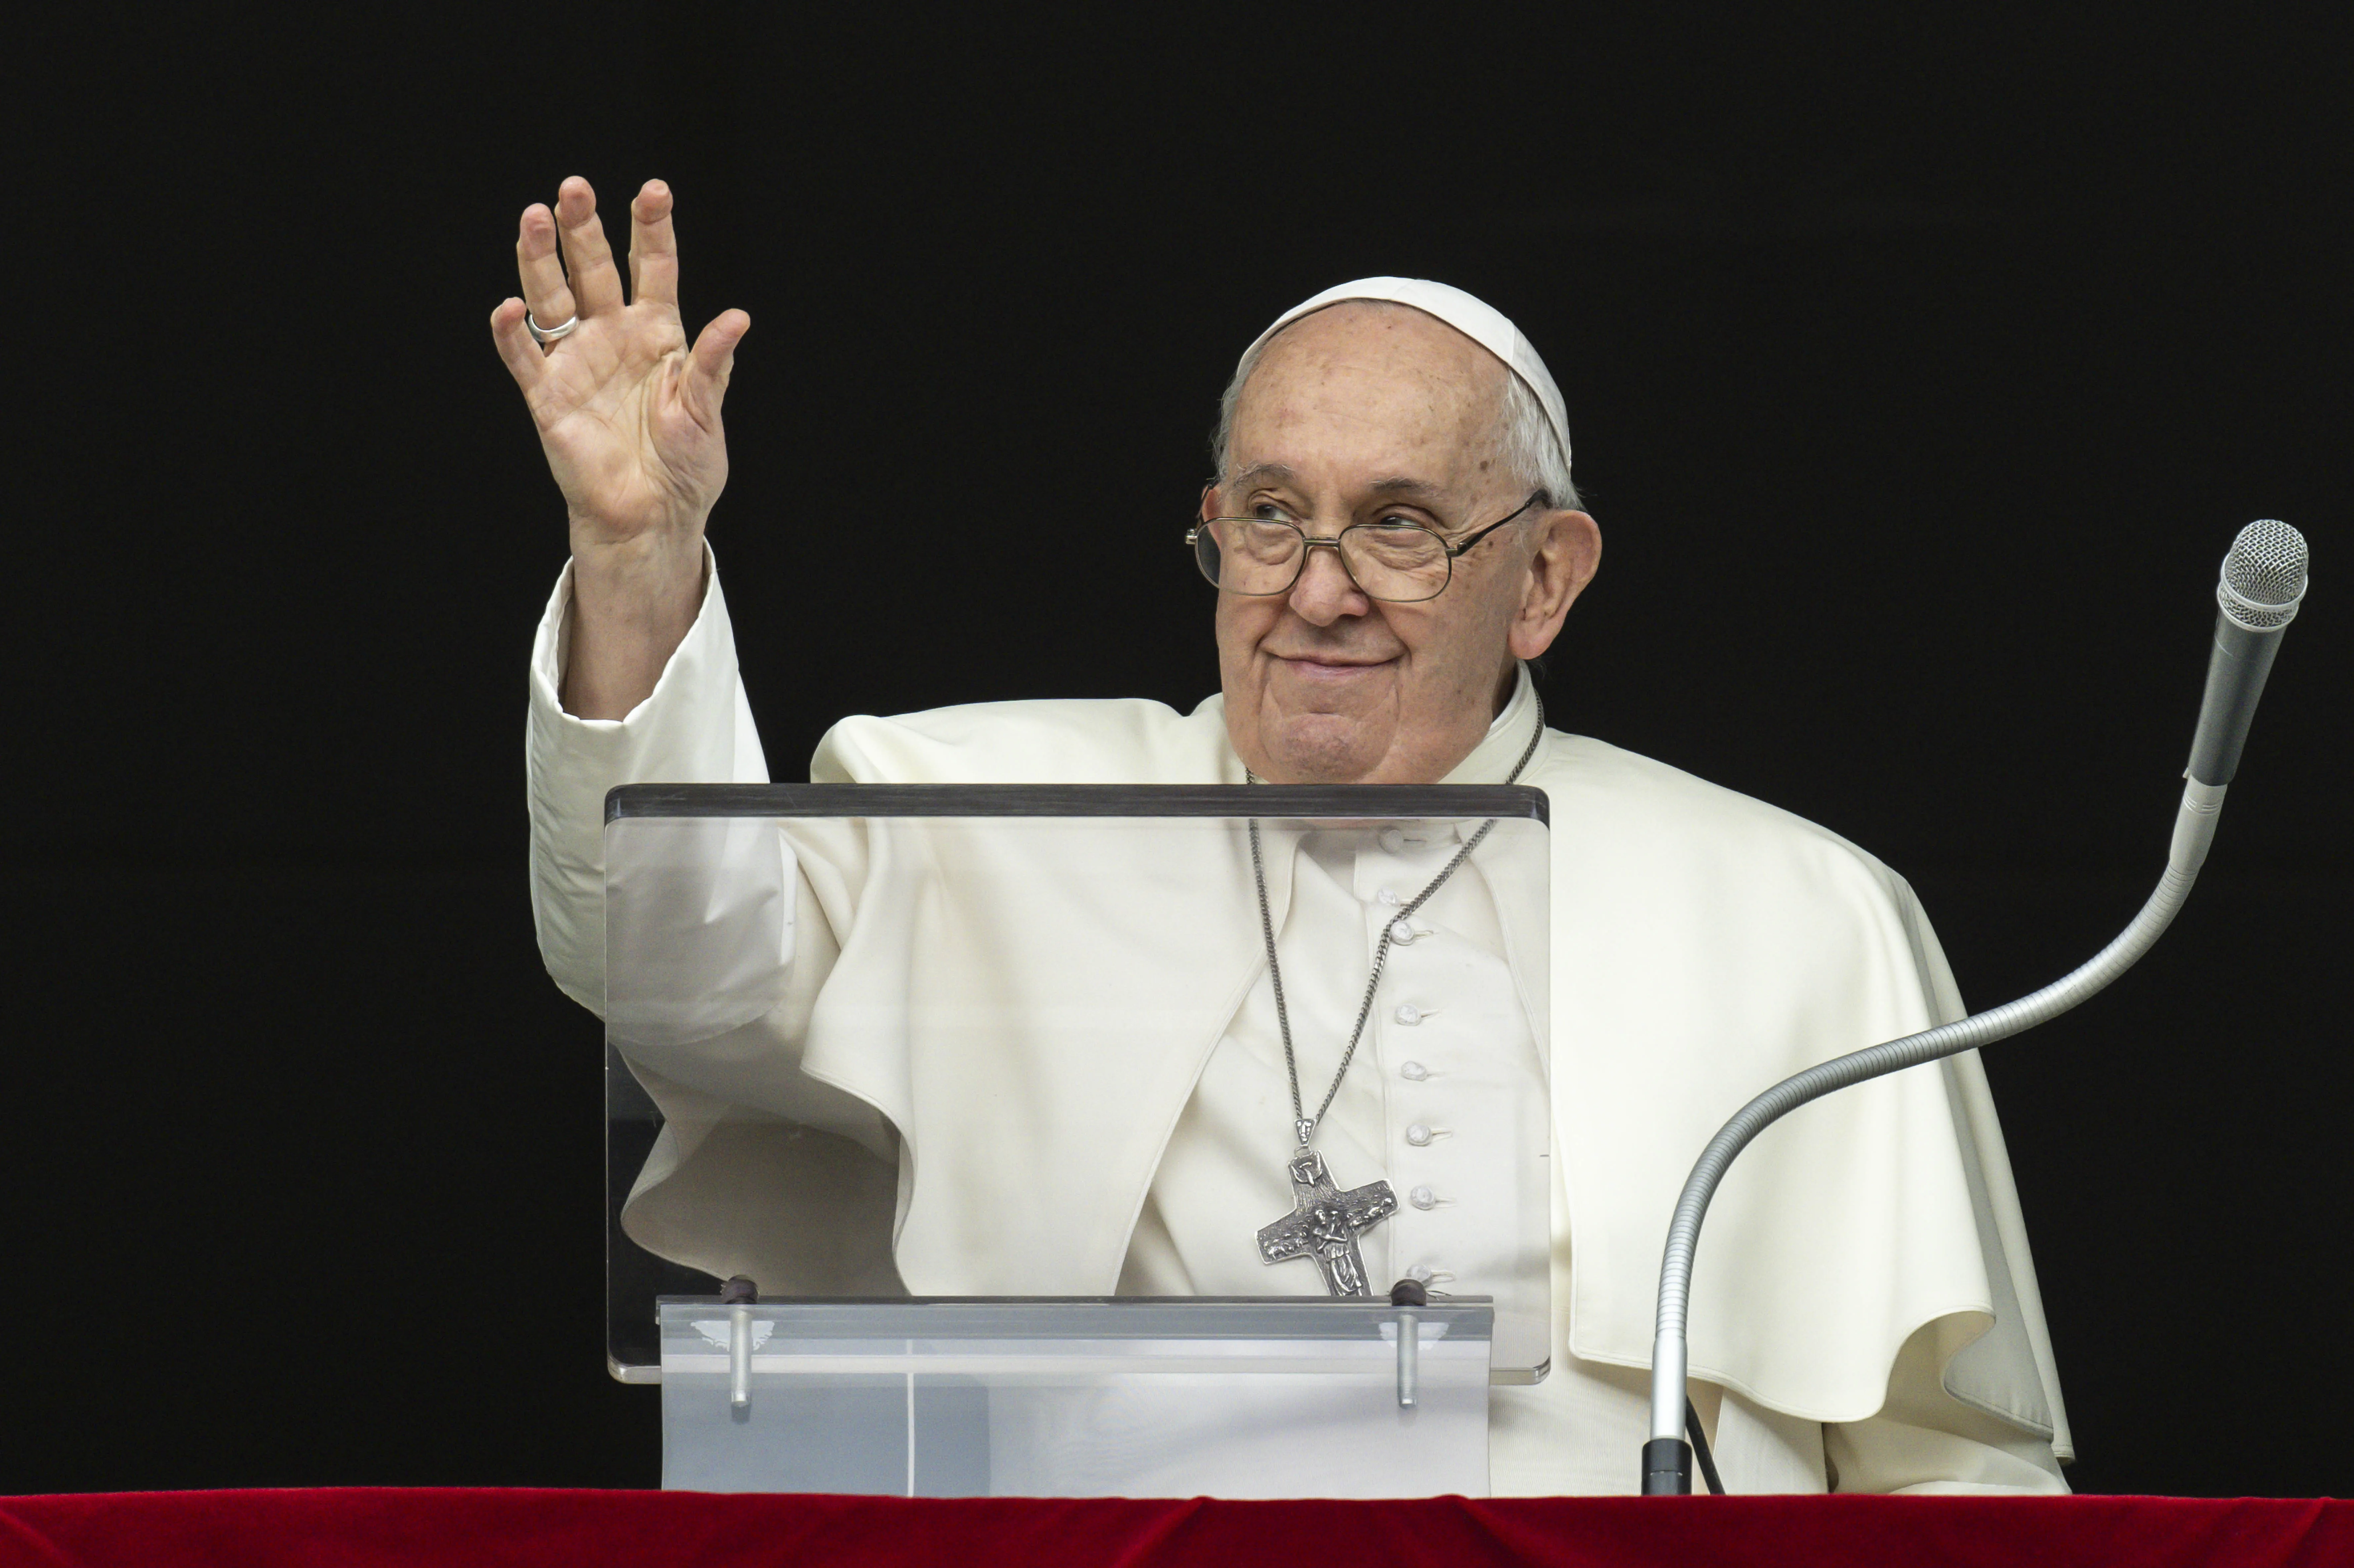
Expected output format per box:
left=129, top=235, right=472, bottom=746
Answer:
left=1444, top=491, right=1548, bottom=558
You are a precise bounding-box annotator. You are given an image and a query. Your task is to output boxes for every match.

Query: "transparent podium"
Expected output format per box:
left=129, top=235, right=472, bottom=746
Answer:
left=605, top=784, right=1551, bottom=1497
left=659, top=1296, right=1493, bottom=1496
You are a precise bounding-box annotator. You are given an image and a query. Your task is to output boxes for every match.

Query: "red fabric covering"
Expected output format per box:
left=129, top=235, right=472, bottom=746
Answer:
left=1, top=1490, right=2348, bottom=1568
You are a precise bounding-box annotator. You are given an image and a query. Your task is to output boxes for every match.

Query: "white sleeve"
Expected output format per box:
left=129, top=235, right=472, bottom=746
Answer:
left=525, top=546, right=773, bottom=1015
left=525, top=552, right=900, bottom=1293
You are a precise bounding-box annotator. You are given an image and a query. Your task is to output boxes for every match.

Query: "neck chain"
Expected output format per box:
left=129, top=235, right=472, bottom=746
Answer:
left=1246, top=684, right=1546, bottom=1150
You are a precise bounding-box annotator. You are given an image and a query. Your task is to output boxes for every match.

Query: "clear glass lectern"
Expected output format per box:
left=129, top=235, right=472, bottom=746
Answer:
left=605, top=784, right=1551, bottom=1496
left=658, top=1297, right=1494, bottom=1497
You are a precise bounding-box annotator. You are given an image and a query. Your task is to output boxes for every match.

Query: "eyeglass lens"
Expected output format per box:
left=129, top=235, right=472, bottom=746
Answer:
left=1195, top=519, right=1451, bottom=603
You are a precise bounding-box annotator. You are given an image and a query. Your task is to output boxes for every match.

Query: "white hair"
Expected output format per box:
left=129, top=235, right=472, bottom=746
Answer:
left=1210, top=315, right=1581, bottom=512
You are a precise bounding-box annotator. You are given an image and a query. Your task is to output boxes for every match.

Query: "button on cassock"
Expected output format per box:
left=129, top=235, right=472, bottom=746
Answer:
left=1405, top=1124, right=1434, bottom=1147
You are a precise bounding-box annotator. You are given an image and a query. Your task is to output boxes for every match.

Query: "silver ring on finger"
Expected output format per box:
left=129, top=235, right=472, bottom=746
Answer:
left=525, top=309, right=579, bottom=348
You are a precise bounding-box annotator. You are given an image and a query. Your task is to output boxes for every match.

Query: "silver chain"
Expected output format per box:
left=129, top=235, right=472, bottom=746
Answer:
left=1247, top=686, right=1546, bottom=1148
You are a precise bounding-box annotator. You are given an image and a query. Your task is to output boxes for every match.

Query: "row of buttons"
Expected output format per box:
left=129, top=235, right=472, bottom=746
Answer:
left=1372, top=861, right=1456, bottom=1295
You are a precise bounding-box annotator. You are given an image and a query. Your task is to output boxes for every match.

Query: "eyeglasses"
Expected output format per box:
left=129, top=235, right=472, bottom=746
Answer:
left=1186, top=492, right=1545, bottom=604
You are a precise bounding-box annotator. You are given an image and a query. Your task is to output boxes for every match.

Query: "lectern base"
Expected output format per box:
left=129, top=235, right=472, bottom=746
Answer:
left=658, top=1297, right=1495, bottom=1498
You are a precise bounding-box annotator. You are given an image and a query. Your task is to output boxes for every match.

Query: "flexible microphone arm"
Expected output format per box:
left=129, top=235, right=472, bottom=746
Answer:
left=1641, top=520, right=2310, bottom=1496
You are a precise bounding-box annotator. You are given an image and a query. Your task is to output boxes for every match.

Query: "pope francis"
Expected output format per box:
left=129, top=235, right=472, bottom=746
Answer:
left=494, top=176, right=2074, bottom=1495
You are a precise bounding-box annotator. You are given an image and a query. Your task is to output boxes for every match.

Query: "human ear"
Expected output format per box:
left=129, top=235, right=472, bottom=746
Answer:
left=1507, top=510, right=1602, bottom=661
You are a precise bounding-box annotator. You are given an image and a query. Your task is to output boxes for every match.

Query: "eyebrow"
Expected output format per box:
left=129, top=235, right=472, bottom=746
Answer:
left=1224, top=465, right=1455, bottom=510
left=1365, top=476, right=1450, bottom=507
left=1224, top=462, right=1298, bottom=493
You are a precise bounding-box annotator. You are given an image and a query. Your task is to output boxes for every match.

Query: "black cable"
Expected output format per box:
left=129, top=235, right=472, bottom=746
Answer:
left=1685, top=1399, right=1726, bottom=1495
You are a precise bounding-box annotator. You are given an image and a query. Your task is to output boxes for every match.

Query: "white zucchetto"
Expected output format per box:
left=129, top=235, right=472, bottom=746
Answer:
left=1239, top=277, right=1572, bottom=477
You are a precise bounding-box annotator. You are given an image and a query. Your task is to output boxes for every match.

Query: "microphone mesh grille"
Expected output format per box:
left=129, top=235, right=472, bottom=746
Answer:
left=2220, top=519, right=2308, bottom=629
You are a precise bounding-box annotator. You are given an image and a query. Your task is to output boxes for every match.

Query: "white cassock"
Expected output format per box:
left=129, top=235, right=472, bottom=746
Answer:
left=528, top=557, right=2075, bottom=1497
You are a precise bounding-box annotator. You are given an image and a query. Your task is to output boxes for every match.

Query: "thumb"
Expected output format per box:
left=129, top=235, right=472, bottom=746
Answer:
left=682, top=309, right=750, bottom=429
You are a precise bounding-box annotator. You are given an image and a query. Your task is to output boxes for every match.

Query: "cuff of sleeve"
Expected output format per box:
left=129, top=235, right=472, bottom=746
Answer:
left=528, top=543, right=730, bottom=732
left=527, top=542, right=759, bottom=1009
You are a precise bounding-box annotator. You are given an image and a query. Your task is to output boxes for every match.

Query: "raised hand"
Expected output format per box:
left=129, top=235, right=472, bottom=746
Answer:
left=491, top=177, right=748, bottom=718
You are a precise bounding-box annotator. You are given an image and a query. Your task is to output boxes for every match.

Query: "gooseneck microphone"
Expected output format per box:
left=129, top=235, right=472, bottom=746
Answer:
left=2190, top=519, right=2310, bottom=787
left=1641, top=522, right=2310, bottom=1496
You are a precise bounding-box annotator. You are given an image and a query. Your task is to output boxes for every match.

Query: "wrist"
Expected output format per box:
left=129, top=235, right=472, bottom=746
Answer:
left=569, top=525, right=708, bottom=631
left=559, top=537, right=709, bottom=720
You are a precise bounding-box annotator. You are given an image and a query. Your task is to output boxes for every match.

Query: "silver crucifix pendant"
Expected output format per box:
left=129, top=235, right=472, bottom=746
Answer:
left=1255, top=1150, right=1399, bottom=1298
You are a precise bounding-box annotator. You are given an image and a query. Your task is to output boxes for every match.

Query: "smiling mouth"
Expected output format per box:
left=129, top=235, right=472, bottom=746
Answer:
left=1273, top=654, right=1395, bottom=676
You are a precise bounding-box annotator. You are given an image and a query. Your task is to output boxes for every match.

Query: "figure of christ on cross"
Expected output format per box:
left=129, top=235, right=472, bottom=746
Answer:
left=1256, top=1151, right=1401, bottom=1298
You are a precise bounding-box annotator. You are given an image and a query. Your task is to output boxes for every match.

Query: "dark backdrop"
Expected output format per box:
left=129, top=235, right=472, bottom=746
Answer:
left=11, top=4, right=2345, bottom=1496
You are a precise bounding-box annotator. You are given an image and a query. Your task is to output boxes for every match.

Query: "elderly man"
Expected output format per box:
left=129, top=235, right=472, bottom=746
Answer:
left=497, top=177, right=2072, bottom=1495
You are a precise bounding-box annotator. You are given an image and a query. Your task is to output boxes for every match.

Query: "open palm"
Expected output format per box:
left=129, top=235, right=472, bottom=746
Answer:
left=490, top=176, right=748, bottom=554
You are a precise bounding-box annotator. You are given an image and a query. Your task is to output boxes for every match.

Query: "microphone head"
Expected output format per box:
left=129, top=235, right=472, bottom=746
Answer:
left=2218, top=519, right=2309, bottom=630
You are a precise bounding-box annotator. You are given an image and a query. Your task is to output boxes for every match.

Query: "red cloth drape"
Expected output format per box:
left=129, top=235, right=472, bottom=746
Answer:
left=2, top=1490, right=2348, bottom=1568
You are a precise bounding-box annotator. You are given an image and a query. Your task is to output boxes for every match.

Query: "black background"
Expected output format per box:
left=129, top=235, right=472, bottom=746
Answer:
left=11, top=4, right=2345, bottom=1496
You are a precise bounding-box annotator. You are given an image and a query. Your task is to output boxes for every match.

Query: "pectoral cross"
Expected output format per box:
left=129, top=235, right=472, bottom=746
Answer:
left=1256, top=1150, right=1398, bottom=1298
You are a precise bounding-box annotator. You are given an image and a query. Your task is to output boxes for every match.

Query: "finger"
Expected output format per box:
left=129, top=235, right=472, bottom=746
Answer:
left=514, top=203, right=577, bottom=336
left=553, top=175, right=625, bottom=316
left=681, top=309, right=750, bottom=429
left=628, top=179, right=679, bottom=308
left=489, top=298, right=546, bottom=391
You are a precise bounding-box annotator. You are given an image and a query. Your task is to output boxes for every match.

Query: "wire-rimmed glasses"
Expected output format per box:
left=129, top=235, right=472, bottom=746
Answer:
left=1187, top=492, right=1544, bottom=604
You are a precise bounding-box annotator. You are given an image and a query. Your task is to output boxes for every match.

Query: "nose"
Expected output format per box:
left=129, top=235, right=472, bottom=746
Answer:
left=1287, top=540, right=1368, bottom=625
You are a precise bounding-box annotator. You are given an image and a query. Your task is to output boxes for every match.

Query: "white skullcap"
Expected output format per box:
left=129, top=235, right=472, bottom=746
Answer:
left=1237, top=277, right=1571, bottom=477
